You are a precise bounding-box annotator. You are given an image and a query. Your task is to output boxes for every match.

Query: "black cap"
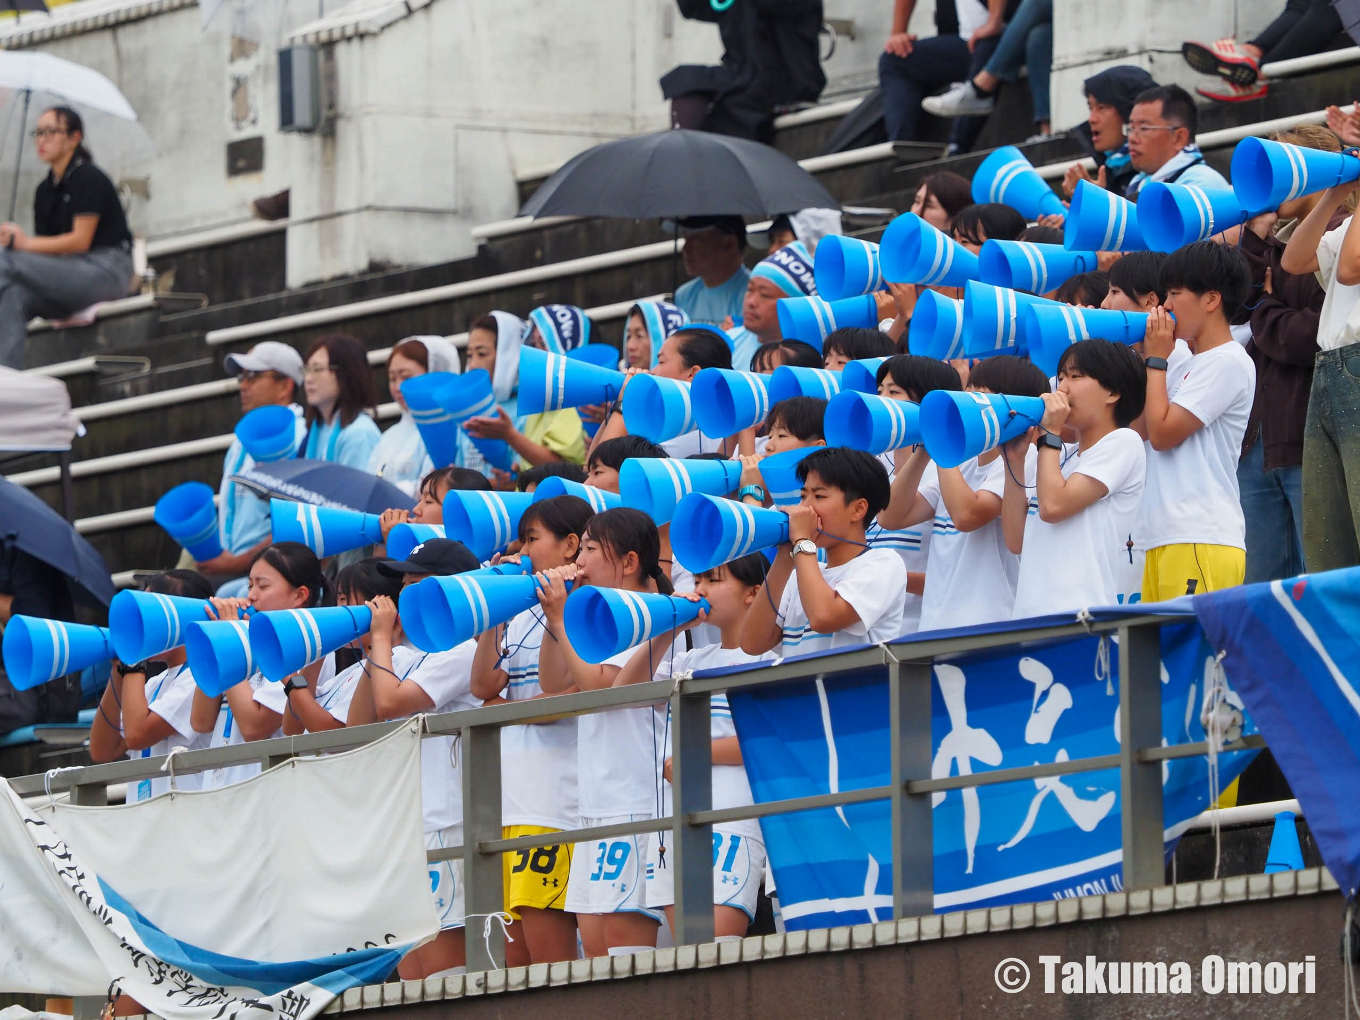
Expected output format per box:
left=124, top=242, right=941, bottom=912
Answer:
left=378, top=538, right=480, bottom=578
left=1083, top=65, right=1158, bottom=123
left=677, top=215, right=747, bottom=245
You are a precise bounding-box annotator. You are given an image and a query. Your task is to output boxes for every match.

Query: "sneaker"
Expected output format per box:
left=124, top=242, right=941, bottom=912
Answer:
left=1023, top=131, right=1054, bottom=145
left=921, top=81, right=996, bottom=119
left=1182, top=38, right=1259, bottom=86
left=1196, top=79, right=1268, bottom=103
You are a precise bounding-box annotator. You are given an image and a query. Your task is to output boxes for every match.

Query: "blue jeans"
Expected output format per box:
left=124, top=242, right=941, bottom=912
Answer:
left=982, top=0, right=1052, bottom=124
left=878, top=34, right=999, bottom=142
left=1238, top=439, right=1304, bottom=584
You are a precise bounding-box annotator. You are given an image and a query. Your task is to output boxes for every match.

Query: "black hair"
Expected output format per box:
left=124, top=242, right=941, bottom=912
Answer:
left=915, top=171, right=973, bottom=223
left=686, top=451, right=729, bottom=462
left=250, top=542, right=325, bottom=607
left=420, top=466, right=492, bottom=501
left=750, top=339, right=823, bottom=373
left=967, top=354, right=1052, bottom=398
left=795, top=447, right=892, bottom=522
left=142, top=569, right=214, bottom=601
left=765, top=396, right=827, bottom=441
left=822, top=327, right=896, bottom=364
left=582, top=507, right=673, bottom=595
left=671, top=327, right=733, bottom=371
left=335, top=557, right=404, bottom=605
left=302, top=334, right=377, bottom=430
left=1018, top=225, right=1065, bottom=245
left=469, top=315, right=499, bottom=336
left=1107, top=250, right=1168, bottom=306
left=46, top=106, right=92, bottom=162
left=1055, top=339, right=1148, bottom=428
left=952, top=203, right=1027, bottom=246
left=698, top=550, right=770, bottom=589
left=588, top=435, right=669, bottom=473
left=876, top=354, right=963, bottom=401
left=1056, top=271, right=1110, bottom=308
left=517, top=460, right=587, bottom=492
left=1132, top=83, right=1197, bottom=138
left=517, top=494, right=595, bottom=544
left=1160, top=240, right=1251, bottom=321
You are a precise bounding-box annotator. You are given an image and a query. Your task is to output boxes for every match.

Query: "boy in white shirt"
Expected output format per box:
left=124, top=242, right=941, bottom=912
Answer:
left=1002, top=339, right=1148, bottom=618
left=1140, top=240, right=1255, bottom=599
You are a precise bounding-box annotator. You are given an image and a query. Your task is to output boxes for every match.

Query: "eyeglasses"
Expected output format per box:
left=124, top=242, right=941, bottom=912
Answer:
left=1125, top=123, right=1181, bottom=138
left=238, top=370, right=285, bottom=383
left=30, top=128, right=68, bottom=140
left=302, top=365, right=336, bottom=377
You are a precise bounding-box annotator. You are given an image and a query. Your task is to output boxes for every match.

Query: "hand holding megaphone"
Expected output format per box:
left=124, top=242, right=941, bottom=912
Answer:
left=367, top=595, right=399, bottom=644
left=785, top=503, right=820, bottom=547
left=533, top=564, right=578, bottom=624
left=1038, top=391, right=1071, bottom=434
left=379, top=508, right=412, bottom=541
left=1143, top=307, right=1177, bottom=360
left=205, top=597, right=250, bottom=622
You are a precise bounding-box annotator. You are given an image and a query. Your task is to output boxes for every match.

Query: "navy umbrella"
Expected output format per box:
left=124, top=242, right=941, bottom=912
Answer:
left=0, top=476, right=114, bottom=608
left=229, top=459, right=415, bottom=515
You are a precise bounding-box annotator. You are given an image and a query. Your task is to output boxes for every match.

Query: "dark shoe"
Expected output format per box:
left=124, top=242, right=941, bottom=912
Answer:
left=251, top=189, right=290, bottom=221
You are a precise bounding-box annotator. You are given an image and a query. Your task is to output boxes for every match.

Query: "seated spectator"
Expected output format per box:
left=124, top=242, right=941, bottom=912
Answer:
left=1063, top=66, right=1157, bottom=199
left=368, top=336, right=461, bottom=498
left=1055, top=271, right=1109, bottom=307
left=766, top=215, right=797, bottom=254
left=516, top=460, right=588, bottom=493
left=728, top=242, right=819, bottom=371
left=822, top=326, right=897, bottom=371
left=672, top=217, right=751, bottom=327
left=301, top=334, right=382, bottom=470
left=1124, top=85, right=1229, bottom=199
left=584, top=435, right=669, bottom=493
left=910, top=171, right=973, bottom=232
left=1182, top=2, right=1346, bottom=103
left=749, top=339, right=824, bottom=373
left=0, top=106, right=134, bottom=371
left=623, top=300, right=689, bottom=369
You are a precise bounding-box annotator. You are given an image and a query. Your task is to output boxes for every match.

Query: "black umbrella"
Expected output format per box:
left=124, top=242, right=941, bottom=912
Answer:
left=518, top=128, right=839, bottom=219
left=0, top=476, right=113, bottom=608
left=229, top=459, right=415, bottom=515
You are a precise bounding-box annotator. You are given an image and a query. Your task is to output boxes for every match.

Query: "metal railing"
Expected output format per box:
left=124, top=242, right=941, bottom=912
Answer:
left=13, top=611, right=1264, bottom=974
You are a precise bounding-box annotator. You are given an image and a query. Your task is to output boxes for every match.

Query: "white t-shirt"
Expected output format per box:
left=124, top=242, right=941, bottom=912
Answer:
left=315, top=660, right=364, bottom=725
left=956, top=0, right=991, bottom=38
left=128, top=664, right=211, bottom=803
left=1012, top=429, right=1146, bottom=619
left=498, top=609, right=579, bottom=830
left=778, top=547, right=907, bottom=656
left=400, top=641, right=482, bottom=833
left=671, top=562, right=720, bottom=648
left=1143, top=341, right=1255, bottom=551
left=1315, top=217, right=1360, bottom=352
left=661, top=429, right=728, bottom=459
left=868, top=467, right=933, bottom=634
left=916, top=453, right=1032, bottom=632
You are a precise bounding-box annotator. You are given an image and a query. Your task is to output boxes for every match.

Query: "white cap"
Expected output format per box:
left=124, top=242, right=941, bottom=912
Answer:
left=224, top=341, right=304, bottom=385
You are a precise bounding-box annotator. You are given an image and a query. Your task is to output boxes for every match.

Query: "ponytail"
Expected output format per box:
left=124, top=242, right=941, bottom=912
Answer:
left=48, top=106, right=92, bottom=163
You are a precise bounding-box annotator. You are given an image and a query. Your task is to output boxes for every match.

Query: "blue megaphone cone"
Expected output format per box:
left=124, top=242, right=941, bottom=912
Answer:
left=403, top=573, right=545, bottom=652
left=768, top=365, right=842, bottom=403
left=2, top=617, right=113, bottom=691
left=467, top=556, right=530, bottom=579
left=568, top=343, right=624, bottom=370
left=270, top=499, right=384, bottom=557
left=1064, top=178, right=1144, bottom=252
left=155, top=482, right=222, bottom=562
left=1264, top=810, right=1305, bottom=873
left=880, top=212, right=980, bottom=287
left=109, top=590, right=214, bottom=664
left=234, top=405, right=299, bottom=463
left=813, top=236, right=884, bottom=300
left=1139, top=183, right=1248, bottom=252
left=973, top=145, right=1067, bottom=221
left=1232, top=136, right=1360, bottom=213
left=962, top=281, right=1059, bottom=358
left=841, top=357, right=890, bottom=395
left=250, top=605, right=373, bottom=682
left=441, top=369, right=514, bottom=472
left=777, top=294, right=880, bottom=351
left=387, top=523, right=445, bottom=562
left=402, top=371, right=463, bottom=469
left=692, top=367, right=771, bottom=437
left=185, top=619, right=255, bottom=697
left=672, top=493, right=790, bottom=574
left=759, top=446, right=818, bottom=506
left=443, top=489, right=533, bottom=560
left=621, top=374, right=697, bottom=442
left=920, top=390, right=1048, bottom=468
left=1022, top=304, right=1154, bottom=377
left=564, top=587, right=712, bottom=663
left=824, top=391, right=921, bottom=454
left=908, top=291, right=966, bottom=361
left=979, top=240, right=1099, bottom=294
left=532, top=475, right=622, bottom=513
left=619, top=456, right=743, bottom=525
left=519, top=346, right=627, bottom=416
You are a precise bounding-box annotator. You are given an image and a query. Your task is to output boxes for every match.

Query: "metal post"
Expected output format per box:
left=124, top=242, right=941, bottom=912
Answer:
left=69, top=782, right=107, bottom=1020
left=669, top=685, right=714, bottom=947
left=461, top=721, right=503, bottom=972
left=1119, top=622, right=1166, bottom=890
left=890, top=657, right=934, bottom=918
left=8, top=89, right=30, bottom=223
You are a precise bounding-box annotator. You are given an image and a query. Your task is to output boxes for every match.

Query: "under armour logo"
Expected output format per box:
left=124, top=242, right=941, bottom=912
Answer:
left=541, top=877, right=560, bottom=887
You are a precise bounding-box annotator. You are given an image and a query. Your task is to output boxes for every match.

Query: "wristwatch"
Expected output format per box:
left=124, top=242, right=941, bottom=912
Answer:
left=115, top=660, right=149, bottom=678
left=1144, top=356, right=1169, bottom=371
left=1038, top=433, right=1064, bottom=452
left=283, top=676, right=310, bottom=696
left=791, top=538, right=818, bottom=558
left=737, top=484, right=767, bottom=503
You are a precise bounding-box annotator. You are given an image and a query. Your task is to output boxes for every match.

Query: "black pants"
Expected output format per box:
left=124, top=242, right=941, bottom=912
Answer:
left=1249, top=0, right=1343, bottom=64
left=877, top=34, right=1000, bottom=143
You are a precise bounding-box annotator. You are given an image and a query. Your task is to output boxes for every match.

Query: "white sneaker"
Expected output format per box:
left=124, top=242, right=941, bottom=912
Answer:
left=921, top=81, right=996, bottom=118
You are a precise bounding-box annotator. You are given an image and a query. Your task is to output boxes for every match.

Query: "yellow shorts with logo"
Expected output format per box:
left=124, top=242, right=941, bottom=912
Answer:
left=501, top=825, right=573, bottom=918
left=1142, top=544, right=1245, bottom=603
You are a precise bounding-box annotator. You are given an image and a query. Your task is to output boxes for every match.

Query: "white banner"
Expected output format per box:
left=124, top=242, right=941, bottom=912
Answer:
left=0, top=723, right=438, bottom=1020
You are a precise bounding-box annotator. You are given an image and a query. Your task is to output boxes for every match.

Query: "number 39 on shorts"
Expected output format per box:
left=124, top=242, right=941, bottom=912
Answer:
left=589, top=840, right=631, bottom=881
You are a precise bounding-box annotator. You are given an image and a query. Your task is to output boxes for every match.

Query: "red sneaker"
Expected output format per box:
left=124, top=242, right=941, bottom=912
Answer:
left=1182, top=38, right=1260, bottom=86
left=1196, top=79, right=1268, bottom=103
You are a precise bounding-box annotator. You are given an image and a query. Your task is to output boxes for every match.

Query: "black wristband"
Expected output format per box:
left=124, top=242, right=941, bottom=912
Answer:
left=1144, top=356, right=1169, bottom=371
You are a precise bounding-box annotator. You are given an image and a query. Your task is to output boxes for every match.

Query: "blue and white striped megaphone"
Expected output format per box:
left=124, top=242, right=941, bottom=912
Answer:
left=154, top=482, right=222, bottom=562
left=823, top=391, right=921, bottom=454
left=768, top=365, right=842, bottom=403
left=1064, top=178, right=1145, bottom=253
left=880, top=212, right=980, bottom=287
left=813, top=236, right=884, bottom=300
left=401, top=371, right=463, bottom=469
left=108, top=589, right=216, bottom=664
left=564, top=587, right=712, bottom=664
left=841, top=357, right=890, bottom=395
left=443, top=489, right=533, bottom=560
left=387, top=523, right=445, bottom=561
left=672, top=493, right=789, bottom=574
left=621, top=375, right=697, bottom=442
left=759, top=446, right=819, bottom=506
left=919, top=390, right=1048, bottom=468
left=567, top=344, right=625, bottom=437
left=777, top=294, right=880, bottom=351
left=467, top=555, right=530, bottom=578
left=979, top=240, right=1099, bottom=293
left=961, top=281, right=1060, bottom=358
left=250, top=605, right=373, bottom=682
left=234, top=404, right=299, bottom=463
left=443, top=369, right=515, bottom=471
left=519, top=346, right=626, bottom=416
left=618, top=456, right=743, bottom=525
left=908, top=291, right=966, bottom=360
left=2, top=617, right=114, bottom=690
left=185, top=619, right=254, bottom=697
left=692, top=368, right=770, bottom=437
left=1231, top=136, right=1360, bottom=213
left=972, top=145, right=1067, bottom=221
left=1138, top=182, right=1249, bottom=252
left=1022, top=304, right=1157, bottom=377
left=532, top=475, right=622, bottom=512
left=401, top=574, right=550, bottom=652
left=270, top=499, right=383, bottom=557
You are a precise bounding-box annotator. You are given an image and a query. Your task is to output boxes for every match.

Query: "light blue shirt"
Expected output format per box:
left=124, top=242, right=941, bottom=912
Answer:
left=1168, top=162, right=1230, bottom=192
left=219, top=404, right=306, bottom=555
left=727, top=325, right=761, bottom=373
left=303, top=412, right=382, bottom=471
left=675, top=266, right=751, bottom=327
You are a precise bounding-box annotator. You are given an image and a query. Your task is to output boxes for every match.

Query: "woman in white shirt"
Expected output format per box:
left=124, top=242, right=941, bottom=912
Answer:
left=368, top=336, right=461, bottom=497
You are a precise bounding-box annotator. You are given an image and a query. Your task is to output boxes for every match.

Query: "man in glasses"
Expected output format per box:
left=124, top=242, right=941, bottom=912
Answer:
left=1124, top=84, right=1229, bottom=199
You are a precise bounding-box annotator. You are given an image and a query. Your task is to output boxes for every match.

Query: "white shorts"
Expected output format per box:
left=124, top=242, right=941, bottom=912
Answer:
left=565, top=814, right=663, bottom=921
left=425, top=824, right=465, bottom=930
left=645, top=829, right=766, bottom=921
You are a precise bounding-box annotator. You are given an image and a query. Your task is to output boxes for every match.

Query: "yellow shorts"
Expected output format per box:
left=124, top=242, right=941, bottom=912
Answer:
left=501, top=825, right=573, bottom=918
left=1142, top=544, right=1245, bottom=603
